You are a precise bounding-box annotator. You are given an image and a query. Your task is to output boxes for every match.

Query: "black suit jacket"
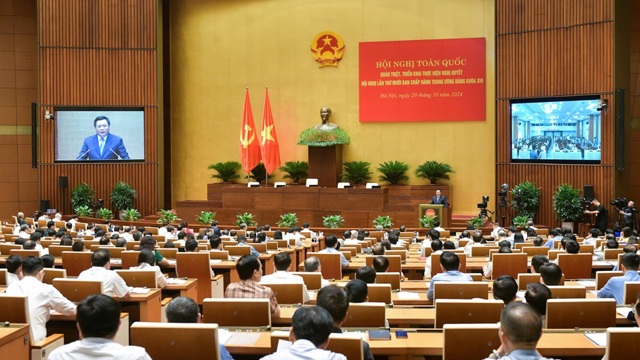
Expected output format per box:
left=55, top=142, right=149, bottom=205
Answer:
left=430, top=195, right=449, bottom=208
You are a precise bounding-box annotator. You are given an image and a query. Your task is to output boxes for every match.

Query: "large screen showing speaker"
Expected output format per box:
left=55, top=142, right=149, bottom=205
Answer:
left=510, top=96, right=601, bottom=164
left=55, top=107, right=145, bottom=162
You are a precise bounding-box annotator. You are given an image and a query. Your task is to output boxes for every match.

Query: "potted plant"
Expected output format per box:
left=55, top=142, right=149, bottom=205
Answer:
left=414, top=161, right=455, bottom=184
left=250, top=163, right=275, bottom=184
left=278, top=213, right=299, bottom=228
left=236, top=212, right=257, bottom=227
left=208, top=161, right=242, bottom=183
left=553, top=183, right=584, bottom=229
left=467, top=216, right=484, bottom=229
left=74, top=205, right=93, bottom=217
left=110, top=181, right=137, bottom=219
left=323, top=215, right=345, bottom=228
left=71, top=182, right=95, bottom=209
left=512, top=215, right=530, bottom=228
left=196, top=211, right=216, bottom=225
left=419, top=214, right=436, bottom=228
left=372, top=215, right=393, bottom=229
left=377, top=161, right=409, bottom=185
left=510, top=181, right=541, bottom=220
left=341, top=161, right=372, bottom=185
left=157, top=209, right=178, bottom=224
left=96, top=208, right=113, bottom=220
left=278, top=161, right=309, bottom=184
left=122, top=208, right=141, bottom=222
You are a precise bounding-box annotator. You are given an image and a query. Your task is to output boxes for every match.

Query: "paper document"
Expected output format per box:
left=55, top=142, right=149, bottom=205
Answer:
left=166, top=278, right=186, bottom=285
left=218, top=329, right=232, bottom=344
left=616, top=306, right=632, bottom=317
left=584, top=332, right=607, bottom=347
left=396, top=292, right=420, bottom=300
left=130, top=287, right=150, bottom=294
left=226, top=332, right=261, bottom=346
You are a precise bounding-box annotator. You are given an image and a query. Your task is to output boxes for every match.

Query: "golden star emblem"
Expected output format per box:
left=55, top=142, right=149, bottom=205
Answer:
left=261, top=124, right=275, bottom=145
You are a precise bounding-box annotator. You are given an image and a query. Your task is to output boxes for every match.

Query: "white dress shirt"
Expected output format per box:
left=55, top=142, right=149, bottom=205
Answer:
left=6, top=272, right=20, bottom=286
left=5, top=276, right=76, bottom=342
left=424, top=250, right=443, bottom=278
left=48, top=337, right=151, bottom=360
left=260, top=339, right=346, bottom=360
left=130, top=263, right=167, bottom=288
left=78, top=267, right=130, bottom=298
left=261, top=271, right=311, bottom=303
left=318, top=247, right=348, bottom=267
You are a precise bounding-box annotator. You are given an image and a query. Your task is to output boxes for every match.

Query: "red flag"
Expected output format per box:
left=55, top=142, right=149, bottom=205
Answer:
left=260, top=88, right=281, bottom=174
left=240, top=89, right=261, bottom=173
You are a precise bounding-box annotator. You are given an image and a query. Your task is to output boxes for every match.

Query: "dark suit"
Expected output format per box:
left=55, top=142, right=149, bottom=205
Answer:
left=430, top=195, right=449, bottom=208
left=77, top=134, right=130, bottom=160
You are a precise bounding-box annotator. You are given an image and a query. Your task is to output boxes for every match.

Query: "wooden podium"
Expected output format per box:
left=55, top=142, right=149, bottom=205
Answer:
left=307, top=145, right=342, bottom=188
left=418, top=204, right=450, bottom=228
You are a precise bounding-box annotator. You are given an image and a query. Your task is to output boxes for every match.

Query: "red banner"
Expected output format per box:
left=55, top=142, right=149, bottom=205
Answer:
left=359, top=38, right=486, bottom=122
left=260, top=88, right=281, bottom=174
left=240, top=89, right=261, bottom=174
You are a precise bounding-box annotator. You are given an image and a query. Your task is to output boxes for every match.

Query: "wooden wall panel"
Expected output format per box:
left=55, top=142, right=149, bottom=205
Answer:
left=38, top=0, right=159, bottom=217
left=496, top=0, right=616, bottom=229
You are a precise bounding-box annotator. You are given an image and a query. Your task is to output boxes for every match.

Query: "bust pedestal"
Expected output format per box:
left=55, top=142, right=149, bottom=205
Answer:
left=308, top=145, right=342, bottom=188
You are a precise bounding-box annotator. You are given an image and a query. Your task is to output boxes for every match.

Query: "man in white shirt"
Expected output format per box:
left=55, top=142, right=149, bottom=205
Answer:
left=318, top=234, right=348, bottom=267
left=6, top=254, right=23, bottom=286
left=5, top=256, right=76, bottom=342
left=420, top=229, right=440, bottom=257
left=304, top=256, right=330, bottom=288
left=463, top=230, right=485, bottom=257
left=78, top=249, right=130, bottom=298
left=48, top=294, right=150, bottom=360
left=424, top=239, right=444, bottom=279
left=261, top=252, right=310, bottom=303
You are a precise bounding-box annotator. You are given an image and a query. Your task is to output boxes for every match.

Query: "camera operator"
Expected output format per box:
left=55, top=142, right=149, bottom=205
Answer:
left=585, top=198, right=608, bottom=234
left=620, top=200, right=637, bottom=229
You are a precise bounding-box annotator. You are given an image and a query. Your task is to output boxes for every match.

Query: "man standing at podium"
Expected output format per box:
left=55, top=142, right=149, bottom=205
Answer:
left=430, top=189, right=449, bottom=208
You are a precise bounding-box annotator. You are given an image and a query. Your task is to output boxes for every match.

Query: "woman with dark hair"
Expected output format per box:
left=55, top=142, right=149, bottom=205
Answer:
left=131, top=249, right=167, bottom=288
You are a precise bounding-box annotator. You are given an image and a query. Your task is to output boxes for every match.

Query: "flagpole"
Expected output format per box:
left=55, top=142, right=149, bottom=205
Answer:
left=264, top=86, right=268, bottom=189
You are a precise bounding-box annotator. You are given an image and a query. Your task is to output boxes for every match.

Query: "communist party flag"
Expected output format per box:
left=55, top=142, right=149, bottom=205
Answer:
left=240, top=89, right=261, bottom=173
left=260, top=87, right=281, bottom=174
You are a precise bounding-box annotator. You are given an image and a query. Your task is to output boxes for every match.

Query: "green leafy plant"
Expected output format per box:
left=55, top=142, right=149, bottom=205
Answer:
left=414, top=161, right=455, bottom=184
left=236, top=212, right=257, bottom=227
left=196, top=211, right=216, bottom=225
left=298, top=128, right=351, bottom=147
left=467, top=216, right=484, bottom=229
left=512, top=215, right=530, bottom=227
left=419, top=214, right=436, bottom=228
left=71, top=182, right=95, bottom=209
left=208, top=161, right=242, bottom=183
left=377, top=161, right=410, bottom=185
left=322, top=215, right=345, bottom=228
left=157, top=209, right=178, bottom=224
left=122, top=208, right=141, bottom=222
left=74, top=205, right=93, bottom=217
left=553, top=183, right=584, bottom=222
left=278, top=161, right=309, bottom=184
left=250, top=163, right=275, bottom=183
left=96, top=208, right=113, bottom=220
left=278, top=213, right=299, bottom=228
left=341, top=161, right=372, bottom=185
left=510, top=181, right=541, bottom=219
left=372, top=215, right=393, bottom=229
left=110, top=182, right=137, bottom=211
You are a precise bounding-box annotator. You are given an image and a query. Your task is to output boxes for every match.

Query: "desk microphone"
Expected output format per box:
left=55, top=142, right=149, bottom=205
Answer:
left=109, top=148, right=121, bottom=160
left=76, top=149, right=90, bottom=160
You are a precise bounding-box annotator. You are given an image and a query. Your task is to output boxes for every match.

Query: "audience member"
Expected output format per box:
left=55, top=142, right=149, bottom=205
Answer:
left=260, top=252, right=310, bottom=303
left=78, top=249, right=130, bottom=298
left=598, top=253, right=640, bottom=304
left=427, top=252, right=472, bottom=301
left=485, top=302, right=550, bottom=360
left=225, top=255, right=280, bottom=317
left=319, top=234, right=348, bottom=267
left=355, top=266, right=377, bottom=284
left=530, top=255, right=549, bottom=273
left=539, top=263, right=562, bottom=286
left=493, top=275, right=518, bottom=305
left=524, top=283, right=551, bottom=318
left=6, top=254, right=23, bottom=285
left=423, top=239, right=443, bottom=279
left=131, top=248, right=167, bottom=288
left=344, top=279, right=368, bottom=303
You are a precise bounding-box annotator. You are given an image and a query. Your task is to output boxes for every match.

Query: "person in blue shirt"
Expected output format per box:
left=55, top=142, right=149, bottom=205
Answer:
left=319, top=234, right=348, bottom=267
left=427, top=252, right=473, bottom=301
left=598, top=252, right=640, bottom=304
left=237, top=235, right=260, bottom=257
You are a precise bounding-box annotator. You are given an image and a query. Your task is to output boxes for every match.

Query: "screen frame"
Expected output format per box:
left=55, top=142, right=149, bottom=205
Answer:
left=53, top=106, right=146, bottom=163
left=509, top=95, right=602, bottom=165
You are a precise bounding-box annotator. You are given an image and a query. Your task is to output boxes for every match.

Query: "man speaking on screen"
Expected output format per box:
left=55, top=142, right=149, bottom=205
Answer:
left=77, top=116, right=130, bottom=160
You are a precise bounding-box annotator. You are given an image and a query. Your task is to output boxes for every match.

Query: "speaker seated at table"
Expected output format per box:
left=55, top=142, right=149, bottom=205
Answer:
left=131, top=322, right=221, bottom=360
left=203, top=298, right=271, bottom=329
left=434, top=299, right=503, bottom=328
left=433, top=282, right=489, bottom=301
left=545, top=298, right=616, bottom=329
left=270, top=330, right=364, bottom=360
left=443, top=323, right=500, bottom=360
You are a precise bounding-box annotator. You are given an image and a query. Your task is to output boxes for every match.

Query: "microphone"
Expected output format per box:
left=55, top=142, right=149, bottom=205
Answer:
left=76, top=149, right=90, bottom=160
left=109, top=148, right=121, bottom=159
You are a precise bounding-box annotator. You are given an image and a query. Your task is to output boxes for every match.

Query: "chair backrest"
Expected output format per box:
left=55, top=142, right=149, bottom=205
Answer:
left=522, top=246, right=549, bottom=257
left=269, top=331, right=364, bottom=360
left=443, top=323, right=500, bottom=360
left=152, top=235, right=164, bottom=243
left=157, top=248, right=178, bottom=259
left=341, top=302, right=386, bottom=328
left=82, top=240, right=99, bottom=250
left=291, top=272, right=322, bottom=290
left=266, top=242, right=278, bottom=250
left=0, top=295, right=29, bottom=323
left=341, top=247, right=357, bottom=257
left=48, top=245, right=72, bottom=257
left=0, top=243, right=22, bottom=255
left=471, top=246, right=498, bottom=257
left=365, top=255, right=402, bottom=273
left=547, top=286, right=586, bottom=299
left=125, top=241, right=141, bottom=250
left=579, top=244, right=595, bottom=254
left=434, top=299, right=503, bottom=328
left=491, top=253, right=528, bottom=280
left=146, top=227, right=159, bottom=235
left=43, top=268, right=67, bottom=285
left=250, top=243, right=267, bottom=253
left=433, top=281, right=489, bottom=301
left=0, top=269, right=6, bottom=286
left=262, top=283, right=304, bottom=304
left=209, top=250, right=230, bottom=260
left=623, top=281, right=640, bottom=305
left=545, top=298, right=616, bottom=329
left=340, top=251, right=352, bottom=261
left=431, top=253, right=467, bottom=278
left=488, top=248, right=522, bottom=261
left=121, top=250, right=141, bottom=269
left=226, top=246, right=251, bottom=256
left=9, top=249, right=40, bottom=258
left=605, top=327, right=640, bottom=360
left=557, top=253, right=593, bottom=279
left=115, top=269, right=157, bottom=288
left=60, top=251, right=93, bottom=277
left=375, top=272, right=401, bottom=290
left=275, top=240, right=288, bottom=248
left=307, top=252, right=342, bottom=280
left=52, top=278, right=103, bottom=302
left=386, top=250, right=406, bottom=261
left=514, top=242, right=533, bottom=250
left=221, top=240, right=238, bottom=248
left=595, top=271, right=623, bottom=290
left=103, top=246, right=125, bottom=259
left=130, top=322, right=220, bottom=360
left=603, top=248, right=624, bottom=260
left=176, top=252, right=213, bottom=304
left=202, top=298, right=271, bottom=328
left=367, top=283, right=392, bottom=304
left=40, top=238, right=57, bottom=248
left=548, top=249, right=563, bottom=260
left=517, top=273, right=564, bottom=290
